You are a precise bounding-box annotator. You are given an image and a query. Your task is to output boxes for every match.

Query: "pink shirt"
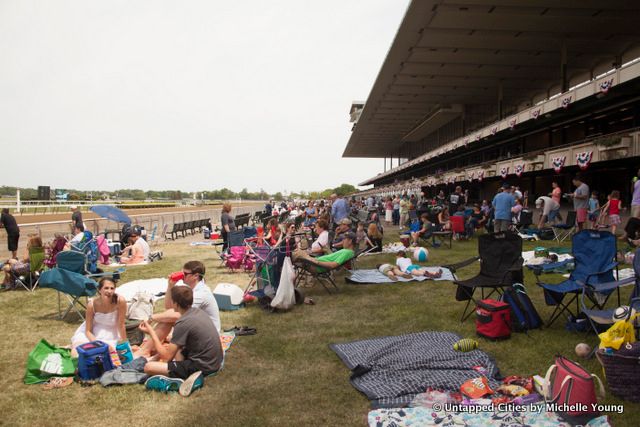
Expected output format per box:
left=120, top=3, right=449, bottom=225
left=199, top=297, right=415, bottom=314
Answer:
left=552, top=187, right=562, bottom=204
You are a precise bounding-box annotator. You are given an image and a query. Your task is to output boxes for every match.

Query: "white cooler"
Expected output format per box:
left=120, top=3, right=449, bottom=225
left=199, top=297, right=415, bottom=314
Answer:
left=213, top=283, right=245, bottom=311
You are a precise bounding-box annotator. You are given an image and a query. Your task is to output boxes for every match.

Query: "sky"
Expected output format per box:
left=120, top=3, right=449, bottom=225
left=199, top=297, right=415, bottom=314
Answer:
left=0, top=0, right=410, bottom=194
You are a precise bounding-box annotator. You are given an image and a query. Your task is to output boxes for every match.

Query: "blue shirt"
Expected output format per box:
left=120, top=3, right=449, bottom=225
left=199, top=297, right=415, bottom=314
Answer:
left=492, top=192, right=515, bottom=221
left=331, top=198, right=349, bottom=223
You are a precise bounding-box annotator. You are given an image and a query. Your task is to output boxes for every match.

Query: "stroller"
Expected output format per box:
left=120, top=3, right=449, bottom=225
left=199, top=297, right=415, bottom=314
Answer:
left=221, top=231, right=255, bottom=272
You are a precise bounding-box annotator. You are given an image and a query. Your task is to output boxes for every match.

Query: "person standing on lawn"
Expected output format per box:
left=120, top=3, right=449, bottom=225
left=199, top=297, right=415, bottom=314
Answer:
left=0, top=208, right=19, bottom=259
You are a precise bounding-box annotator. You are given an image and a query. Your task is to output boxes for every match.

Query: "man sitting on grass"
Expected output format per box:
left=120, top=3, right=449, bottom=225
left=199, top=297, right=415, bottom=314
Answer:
left=133, top=260, right=220, bottom=358
left=140, top=286, right=223, bottom=396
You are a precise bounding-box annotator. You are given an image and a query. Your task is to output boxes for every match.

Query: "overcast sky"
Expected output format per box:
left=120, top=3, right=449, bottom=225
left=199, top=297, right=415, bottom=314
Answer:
left=0, top=0, right=410, bottom=194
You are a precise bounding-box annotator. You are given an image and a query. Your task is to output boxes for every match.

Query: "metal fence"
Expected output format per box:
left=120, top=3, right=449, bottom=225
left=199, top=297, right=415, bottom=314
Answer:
left=0, top=205, right=257, bottom=259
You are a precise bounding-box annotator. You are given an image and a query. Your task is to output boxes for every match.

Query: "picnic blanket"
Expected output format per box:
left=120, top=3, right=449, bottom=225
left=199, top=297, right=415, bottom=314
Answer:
left=330, top=331, right=501, bottom=408
left=116, top=278, right=175, bottom=303
left=220, top=331, right=236, bottom=352
left=368, top=407, right=612, bottom=427
left=346, top=268, right=454, bottom=284
left=522, top=250, right=573, bottom=266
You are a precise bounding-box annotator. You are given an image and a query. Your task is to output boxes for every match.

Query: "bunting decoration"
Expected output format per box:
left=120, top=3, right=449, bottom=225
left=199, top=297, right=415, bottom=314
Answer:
left=576, top=151, right=593, bottom=171
left=477, top=170, right=484, bottom=182
left=509, top=118, right=517, bottom=130
left=599, top=78, right=614, bottom=94
left=490, top=127, right=498, bottom=136
left=531, top=109, right=541, bottom=119
left=552, top=156, right=566, bottom=173
left=561, top=96, right=572, bottom=109
left=475, top=133, right=482, bottom=142
left=514, top=163, right=525, bottom=177
left=464, top=138, right=470, bottom=145
left=500, top=167, right=509, bottom=179
left=467, top=171, right=475, bottom=182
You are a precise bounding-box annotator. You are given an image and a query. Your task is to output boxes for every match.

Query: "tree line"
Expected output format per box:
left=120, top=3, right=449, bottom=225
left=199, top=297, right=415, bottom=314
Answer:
left=0, top=184, right=358, bottom=201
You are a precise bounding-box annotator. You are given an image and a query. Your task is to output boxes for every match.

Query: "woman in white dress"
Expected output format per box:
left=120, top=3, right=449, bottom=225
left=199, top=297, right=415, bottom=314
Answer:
left=71, top=277, right=127, bottom=356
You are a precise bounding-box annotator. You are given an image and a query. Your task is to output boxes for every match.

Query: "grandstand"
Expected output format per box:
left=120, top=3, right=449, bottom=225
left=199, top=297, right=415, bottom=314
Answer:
left=344, top=1, right=640, bottom=201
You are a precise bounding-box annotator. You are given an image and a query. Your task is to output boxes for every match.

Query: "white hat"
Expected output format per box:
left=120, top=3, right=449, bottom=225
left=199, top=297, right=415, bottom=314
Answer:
left=535, top=197, right=543, bottom=207
left=70, top=205, right=78, bottom=210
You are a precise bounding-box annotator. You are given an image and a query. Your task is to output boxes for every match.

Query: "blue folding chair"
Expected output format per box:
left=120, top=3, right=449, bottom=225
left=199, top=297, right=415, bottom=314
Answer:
left=39, top=251, right=123, bottom=320
left=536, top=230, right=617, bottom=327
left=580, top=247, right=640, bottom=355
left=552, top=210, right=577, bottom=242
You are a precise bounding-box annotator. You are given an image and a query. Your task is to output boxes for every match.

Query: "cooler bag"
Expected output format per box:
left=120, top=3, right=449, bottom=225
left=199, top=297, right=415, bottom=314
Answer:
left=544, top=355, right=605, bottom=416
left=77, top=341, right=115, bottom=380
left=475, top=299, right=511, bottom=340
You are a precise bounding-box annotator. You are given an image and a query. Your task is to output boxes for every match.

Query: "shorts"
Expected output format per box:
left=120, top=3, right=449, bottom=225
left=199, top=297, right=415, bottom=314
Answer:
left=7, top=233, right=19, bottom=252
left=168, top=359, right=212, bottom=380
left=609, top=214, right=621, bottom=225
left=379, top=265, right=393, bottom=275
left=405, top=264, right=421, bottom=273
left=548, top=208, right=560, bottom=222
left=588, top=212, right=599, bottom=222
left=576, top=208, right=588, bottom=224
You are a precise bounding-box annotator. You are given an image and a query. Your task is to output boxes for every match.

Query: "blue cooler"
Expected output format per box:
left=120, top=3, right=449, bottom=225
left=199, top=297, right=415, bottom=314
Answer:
left=77, top=341, right=114, bottom=380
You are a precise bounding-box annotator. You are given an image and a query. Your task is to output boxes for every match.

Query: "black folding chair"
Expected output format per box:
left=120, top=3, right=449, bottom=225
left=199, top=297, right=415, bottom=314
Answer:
left=445, top=232, right=523, bottom=321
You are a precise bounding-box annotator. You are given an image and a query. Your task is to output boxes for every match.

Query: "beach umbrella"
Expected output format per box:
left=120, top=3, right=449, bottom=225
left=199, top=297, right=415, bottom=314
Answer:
left=90, top=205, right=131, bottom=224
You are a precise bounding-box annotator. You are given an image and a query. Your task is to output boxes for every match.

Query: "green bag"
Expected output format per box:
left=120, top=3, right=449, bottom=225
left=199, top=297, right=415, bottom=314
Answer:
left=24, top=339, right=77, bottom=384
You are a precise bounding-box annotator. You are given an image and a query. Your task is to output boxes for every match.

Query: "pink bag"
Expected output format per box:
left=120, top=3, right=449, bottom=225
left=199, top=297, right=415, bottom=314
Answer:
left=544, top=355, right=605, bottom=416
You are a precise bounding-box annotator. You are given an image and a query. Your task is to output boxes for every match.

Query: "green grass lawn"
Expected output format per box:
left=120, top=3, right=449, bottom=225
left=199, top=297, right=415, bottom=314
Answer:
left=2, top=229, right=638, bottom=426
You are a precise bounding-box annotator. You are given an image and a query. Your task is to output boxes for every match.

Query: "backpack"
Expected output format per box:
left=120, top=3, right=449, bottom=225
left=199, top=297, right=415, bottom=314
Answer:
left=537, top=227, right=555, bottom=240
left=127, top=291, right=154, bottom=321
left=501, top=283, right=543, bottom=332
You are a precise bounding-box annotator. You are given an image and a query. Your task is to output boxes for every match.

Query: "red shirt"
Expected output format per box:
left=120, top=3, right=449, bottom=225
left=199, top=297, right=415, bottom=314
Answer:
left=609, top=199, right=620, bottom=215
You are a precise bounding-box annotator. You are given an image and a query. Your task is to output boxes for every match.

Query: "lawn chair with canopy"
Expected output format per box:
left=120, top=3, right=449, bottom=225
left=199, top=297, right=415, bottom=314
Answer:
left=445, top=231, right=523, bottom=321
left=536, top=229, right=617, bottom=327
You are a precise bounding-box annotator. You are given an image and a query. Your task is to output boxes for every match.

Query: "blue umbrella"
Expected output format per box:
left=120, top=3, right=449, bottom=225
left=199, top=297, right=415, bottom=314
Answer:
left=90, top=205, right=131, bottom=224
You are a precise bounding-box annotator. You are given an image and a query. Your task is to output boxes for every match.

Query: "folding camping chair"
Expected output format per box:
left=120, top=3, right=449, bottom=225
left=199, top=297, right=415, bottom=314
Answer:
left=513, top=210, right=533, bottom=233
left=553, top=210, right=577, bottom=242
left=445, top=231, right=524, bottom=321
left=450, top=215, right=467, bottom=240
left=293, top=251, right=355, bottom=294
left=38, top=251, right=123, bottom=320
left=536, top=229, right=617, bottom=327
left=14, top=246, right=46, bottom=292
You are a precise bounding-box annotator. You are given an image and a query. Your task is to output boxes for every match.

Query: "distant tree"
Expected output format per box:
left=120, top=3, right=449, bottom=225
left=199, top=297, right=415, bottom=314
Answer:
left=272, top=191, right=283, bottom=201
left=333, top=183, right=358, bottom=196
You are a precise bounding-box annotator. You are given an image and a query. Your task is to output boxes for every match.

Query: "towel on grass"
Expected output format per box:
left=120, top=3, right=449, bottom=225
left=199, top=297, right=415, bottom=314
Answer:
left=116, top=278, right=175, bottom=303
left=331, top=331, right=500, bottom=408
left=346, top=268, right=454, bottom=284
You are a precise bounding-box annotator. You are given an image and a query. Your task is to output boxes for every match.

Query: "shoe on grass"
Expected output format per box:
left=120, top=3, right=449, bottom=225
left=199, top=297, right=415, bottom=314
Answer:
left=145, top=375, right=183, bottom=393
left=179, top=371, right=204, bottom=397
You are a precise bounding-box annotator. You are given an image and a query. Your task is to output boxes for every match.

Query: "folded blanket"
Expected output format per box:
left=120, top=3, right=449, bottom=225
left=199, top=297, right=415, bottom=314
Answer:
left=346, top=268, right=454, bottom=284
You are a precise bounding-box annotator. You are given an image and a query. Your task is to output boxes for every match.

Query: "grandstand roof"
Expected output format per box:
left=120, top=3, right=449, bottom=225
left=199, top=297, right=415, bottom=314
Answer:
left=343, top=0, right=640, bottom=158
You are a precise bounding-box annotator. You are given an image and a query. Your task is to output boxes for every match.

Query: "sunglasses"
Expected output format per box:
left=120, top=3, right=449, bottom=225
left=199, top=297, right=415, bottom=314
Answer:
left=182, top=271, right=196, bottom=277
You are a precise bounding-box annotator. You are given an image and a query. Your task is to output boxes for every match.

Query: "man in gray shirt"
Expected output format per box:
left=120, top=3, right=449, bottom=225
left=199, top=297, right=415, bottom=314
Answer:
left=569, top=174, right=590, bottom=231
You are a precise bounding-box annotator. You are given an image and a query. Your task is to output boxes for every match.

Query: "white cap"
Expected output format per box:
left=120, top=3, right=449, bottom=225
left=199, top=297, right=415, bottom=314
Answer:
left=70, top=205, right=78, bottom=210
left=535, top=197, right=543, bottom=207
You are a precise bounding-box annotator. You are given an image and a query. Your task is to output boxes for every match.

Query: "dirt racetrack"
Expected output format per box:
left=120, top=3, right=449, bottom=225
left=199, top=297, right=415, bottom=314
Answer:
left=0, top=203, right=263, bottom=260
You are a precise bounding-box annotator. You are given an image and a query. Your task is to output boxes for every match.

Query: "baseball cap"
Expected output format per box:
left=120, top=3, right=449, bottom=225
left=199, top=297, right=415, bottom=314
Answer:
left=339, top=218, right=352, bottom=225
left=501, top=182, right=511, bottom=189
left=342, top=232, right=356, bottom=242
left=130, top=226, right=142, bottom=236
left=535, top=197, right=544, bottom=207
left=70, top=205, right=78, bottom=210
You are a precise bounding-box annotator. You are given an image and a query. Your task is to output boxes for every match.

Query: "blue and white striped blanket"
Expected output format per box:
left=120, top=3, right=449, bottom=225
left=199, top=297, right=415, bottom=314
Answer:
left=346, top=268, right=454, bottom=284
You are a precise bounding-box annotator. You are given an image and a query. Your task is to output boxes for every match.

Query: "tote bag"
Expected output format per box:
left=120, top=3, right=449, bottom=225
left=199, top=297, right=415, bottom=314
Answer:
left=24, top=339, right=77, bottom=384
left=271, top=256, right=296, bottom=310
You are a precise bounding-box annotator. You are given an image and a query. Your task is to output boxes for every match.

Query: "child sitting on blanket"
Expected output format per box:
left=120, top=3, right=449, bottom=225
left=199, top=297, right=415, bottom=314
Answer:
left=376, top=263, right=412, bottom=280
left=395, top=250, right=443, bottom=278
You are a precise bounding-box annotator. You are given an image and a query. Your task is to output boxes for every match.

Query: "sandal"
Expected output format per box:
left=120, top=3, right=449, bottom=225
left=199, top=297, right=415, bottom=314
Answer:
left=304, top=297, right=315, bottom=305
left=43, top=376, right=74, bottom=390
left=236, top=326, right=257, bottom=336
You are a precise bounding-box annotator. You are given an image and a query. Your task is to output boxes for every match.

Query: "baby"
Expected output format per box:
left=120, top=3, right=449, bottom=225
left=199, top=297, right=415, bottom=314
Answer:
left=376, top=263, right=412, bottom=280
left=395, top=250, right=443, bottom=278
